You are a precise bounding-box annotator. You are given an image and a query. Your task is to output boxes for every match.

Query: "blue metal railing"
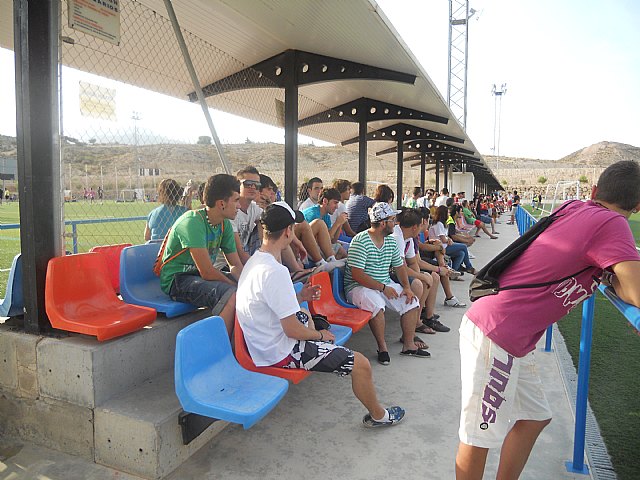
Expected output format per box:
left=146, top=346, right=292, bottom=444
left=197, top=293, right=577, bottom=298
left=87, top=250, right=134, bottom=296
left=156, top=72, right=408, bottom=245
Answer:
left=515, top=204, right=640, bottom=474
left=0, top=216, right=146, bottom=254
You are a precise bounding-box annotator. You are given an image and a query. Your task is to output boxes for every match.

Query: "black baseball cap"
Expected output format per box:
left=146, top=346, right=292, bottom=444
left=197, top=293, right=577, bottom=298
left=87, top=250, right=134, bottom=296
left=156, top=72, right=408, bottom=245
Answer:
left=260, top=201, right=304, bottom=231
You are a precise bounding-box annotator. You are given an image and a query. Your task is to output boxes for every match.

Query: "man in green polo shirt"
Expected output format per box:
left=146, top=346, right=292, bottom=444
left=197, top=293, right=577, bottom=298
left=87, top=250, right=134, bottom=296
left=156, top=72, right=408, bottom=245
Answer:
left=159, top=174, right=243, bottom=335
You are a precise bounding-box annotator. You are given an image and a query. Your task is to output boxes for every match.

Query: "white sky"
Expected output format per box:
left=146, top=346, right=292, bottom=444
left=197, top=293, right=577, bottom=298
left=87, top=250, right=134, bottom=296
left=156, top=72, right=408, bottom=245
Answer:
left=1, top=0, right=639, bottom=159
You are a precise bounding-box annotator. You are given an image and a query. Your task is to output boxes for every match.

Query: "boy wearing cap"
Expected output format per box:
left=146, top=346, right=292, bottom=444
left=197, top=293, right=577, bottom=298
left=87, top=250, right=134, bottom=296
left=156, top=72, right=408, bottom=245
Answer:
left=345, top=202, right=428, bottom=365
left=159, top=174, right=243, bottom=335
left=237, top=202, right=405, bottom=427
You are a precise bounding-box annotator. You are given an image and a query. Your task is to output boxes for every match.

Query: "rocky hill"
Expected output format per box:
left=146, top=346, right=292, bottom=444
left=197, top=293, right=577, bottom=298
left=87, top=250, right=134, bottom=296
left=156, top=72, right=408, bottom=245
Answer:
left=1, top=135, right=638, bottom=194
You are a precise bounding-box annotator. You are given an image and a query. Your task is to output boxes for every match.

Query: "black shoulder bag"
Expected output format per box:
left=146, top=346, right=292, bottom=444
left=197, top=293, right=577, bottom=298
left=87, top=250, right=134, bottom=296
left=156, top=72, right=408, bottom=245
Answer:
left=469, top=201, right=590, bottom=302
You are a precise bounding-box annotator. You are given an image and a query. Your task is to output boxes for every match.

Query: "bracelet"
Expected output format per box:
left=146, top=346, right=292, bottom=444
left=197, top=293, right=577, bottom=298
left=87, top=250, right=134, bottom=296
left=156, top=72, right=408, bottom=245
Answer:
left=380, top=283, right=385, bottom=292
left=437, top=267, right=441, bottom=274
left=318, top=331, right=324, bottom=341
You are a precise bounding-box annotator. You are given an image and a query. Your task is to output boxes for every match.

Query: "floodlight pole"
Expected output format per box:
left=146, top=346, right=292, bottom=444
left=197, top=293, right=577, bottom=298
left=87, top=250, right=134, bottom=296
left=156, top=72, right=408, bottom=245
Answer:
left=163, top=0, right=231, bottom=175
left=491, top=83, right=507, bottom=170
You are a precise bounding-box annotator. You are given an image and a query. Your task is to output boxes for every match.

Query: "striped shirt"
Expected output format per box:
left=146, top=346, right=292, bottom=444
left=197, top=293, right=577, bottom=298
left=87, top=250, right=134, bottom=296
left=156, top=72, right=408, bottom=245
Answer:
left=344, top=230, right=403, bottom=294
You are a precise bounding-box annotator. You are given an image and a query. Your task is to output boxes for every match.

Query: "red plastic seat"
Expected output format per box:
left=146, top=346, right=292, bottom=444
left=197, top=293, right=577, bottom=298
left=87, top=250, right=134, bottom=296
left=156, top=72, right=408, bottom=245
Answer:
left=234, top=316, right=311, bottom=384
left=89, top=243, right=132, bottom=293
left=309, top=271, right=371, bottom=333
left=45, top=253, right=157, bottom=341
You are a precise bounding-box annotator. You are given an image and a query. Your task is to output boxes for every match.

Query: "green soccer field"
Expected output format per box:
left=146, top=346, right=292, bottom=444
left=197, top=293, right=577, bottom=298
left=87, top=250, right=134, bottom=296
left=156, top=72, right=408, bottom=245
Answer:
left=0, top=200, right=164, bottom=297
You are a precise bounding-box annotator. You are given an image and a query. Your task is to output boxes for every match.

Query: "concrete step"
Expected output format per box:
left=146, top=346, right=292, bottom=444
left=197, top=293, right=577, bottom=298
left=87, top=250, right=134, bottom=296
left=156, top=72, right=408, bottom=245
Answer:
left=37, top=309, right=209, bottom=408
left=94, top=370, right=228, bottom=479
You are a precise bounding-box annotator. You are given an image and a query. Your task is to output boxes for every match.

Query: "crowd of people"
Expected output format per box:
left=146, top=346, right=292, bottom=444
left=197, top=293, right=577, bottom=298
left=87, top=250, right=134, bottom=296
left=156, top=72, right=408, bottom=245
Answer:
left=149, top=168, right=516, bottom=428
left=149, top=161, right=640, bottom=478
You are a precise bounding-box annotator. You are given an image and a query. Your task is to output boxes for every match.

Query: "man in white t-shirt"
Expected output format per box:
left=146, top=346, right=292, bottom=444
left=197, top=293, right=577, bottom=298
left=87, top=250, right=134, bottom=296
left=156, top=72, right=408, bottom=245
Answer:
left=330, top=179, right=357, bottom=238
left=434, top=187, right=450, bottom=207
left=228, top=166, right=263, bottom=265
left=297, top=177, right=323, bottom=210
left=236, top=201, right=405, bottom=427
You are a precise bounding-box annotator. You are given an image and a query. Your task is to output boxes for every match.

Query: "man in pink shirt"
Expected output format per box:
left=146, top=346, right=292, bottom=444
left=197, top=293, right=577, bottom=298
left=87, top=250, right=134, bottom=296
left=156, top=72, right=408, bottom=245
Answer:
left=456, top=161, right=640, bottom=480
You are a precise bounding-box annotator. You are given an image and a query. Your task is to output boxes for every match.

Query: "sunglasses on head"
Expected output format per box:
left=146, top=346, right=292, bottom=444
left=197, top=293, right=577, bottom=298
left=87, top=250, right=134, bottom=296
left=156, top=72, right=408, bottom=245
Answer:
left=241, top=179, right=262, bottom=189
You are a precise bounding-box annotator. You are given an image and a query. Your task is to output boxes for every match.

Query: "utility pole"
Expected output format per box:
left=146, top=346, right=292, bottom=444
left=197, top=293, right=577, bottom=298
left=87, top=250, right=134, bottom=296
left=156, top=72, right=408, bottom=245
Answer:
left=491, top=83, right=507, bottom=170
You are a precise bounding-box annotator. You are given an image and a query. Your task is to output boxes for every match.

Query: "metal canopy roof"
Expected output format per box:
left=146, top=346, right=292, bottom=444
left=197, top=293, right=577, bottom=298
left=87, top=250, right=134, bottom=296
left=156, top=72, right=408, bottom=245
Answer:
left=0, top=0, right=501, bottom=188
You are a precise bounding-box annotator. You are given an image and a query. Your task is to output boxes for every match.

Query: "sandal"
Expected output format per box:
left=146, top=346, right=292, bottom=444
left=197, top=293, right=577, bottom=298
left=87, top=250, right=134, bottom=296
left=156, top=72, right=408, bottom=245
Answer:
left=290, top=269, right=314, bottom=283
left=398, top=336, right=429, bottom=349
left=400, top=349, right=431, bottom=358
left=415, top=324, right=436, bottom=335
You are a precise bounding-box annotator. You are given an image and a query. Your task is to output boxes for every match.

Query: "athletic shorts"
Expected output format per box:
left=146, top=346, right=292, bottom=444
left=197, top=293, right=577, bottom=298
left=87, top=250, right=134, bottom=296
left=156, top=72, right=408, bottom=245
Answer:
left=346, top=281, right=419, bottom=318
left=272, top=311, right=354, bottom=376
left=458, top=315, right=552, bottom=449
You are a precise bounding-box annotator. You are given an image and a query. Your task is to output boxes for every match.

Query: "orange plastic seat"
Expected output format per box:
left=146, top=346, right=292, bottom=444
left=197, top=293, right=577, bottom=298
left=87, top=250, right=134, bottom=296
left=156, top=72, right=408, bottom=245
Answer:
left=234, top=316, right=311, bottom=384
left=89, top=243, right=132, bottom=293
left=45, top=253, right=157, bottom=341
left=309, top=271, right=371, bottom=333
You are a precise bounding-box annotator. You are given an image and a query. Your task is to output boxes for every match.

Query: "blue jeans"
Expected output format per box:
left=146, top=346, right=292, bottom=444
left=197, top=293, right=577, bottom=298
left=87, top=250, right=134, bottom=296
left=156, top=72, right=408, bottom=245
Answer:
left=169, top=272, right=236, bottom=316
left=446, top=242, right=473, bottom=271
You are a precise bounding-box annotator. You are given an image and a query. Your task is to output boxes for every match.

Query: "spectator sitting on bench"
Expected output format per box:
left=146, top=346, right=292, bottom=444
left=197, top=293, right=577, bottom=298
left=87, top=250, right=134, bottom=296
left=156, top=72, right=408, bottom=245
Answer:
left=159, top=174, right=242, bottom=335
left=331, top=179, right=357, bottom=238
left=302, top=187, right=348, bottom=261
left=447, top=203, right=476, bottom=247
left=236, top=201, right=406, bottom=428
left=346, top=181, right=375, bottom=233
left=297, top=177, right=323, bottom=210
left=461, top=199, right=498, bottom=239
left=345, top=202, right=428, bottom=365
left=430, top=206, right=475, bottom=275
left=413, top=207, right=467, bottom=308
left=394, top=208, right=450, bottom=333
left=144, top=178, right=193, bottom=241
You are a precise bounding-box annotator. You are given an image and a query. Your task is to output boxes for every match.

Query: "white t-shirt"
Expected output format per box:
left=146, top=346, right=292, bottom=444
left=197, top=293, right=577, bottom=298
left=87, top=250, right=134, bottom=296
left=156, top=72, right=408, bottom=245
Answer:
left=236, top=251, right=300, bottom=366
left=232, top=201, right=262, bottom=249
left=416, top=196, right=430, bottom=208
left=434, top=195, right=449, bottom=207
left=298, top=197, right=316, bottom=211
left=329, top=201, right=347, bottom=226
left=428, top=221, right=448, bottom=241
left=391, top=225, right=416, bottom=260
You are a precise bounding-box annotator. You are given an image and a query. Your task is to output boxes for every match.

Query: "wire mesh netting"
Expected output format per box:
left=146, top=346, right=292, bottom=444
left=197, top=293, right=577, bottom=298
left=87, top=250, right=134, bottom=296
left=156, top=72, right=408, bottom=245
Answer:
left=0, top=0, right=436, bottom=296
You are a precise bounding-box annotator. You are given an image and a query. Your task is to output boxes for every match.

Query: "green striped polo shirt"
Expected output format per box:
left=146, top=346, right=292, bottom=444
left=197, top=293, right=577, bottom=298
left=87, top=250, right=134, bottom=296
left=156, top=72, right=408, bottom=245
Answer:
left=344, top=230, right=403, bottom=294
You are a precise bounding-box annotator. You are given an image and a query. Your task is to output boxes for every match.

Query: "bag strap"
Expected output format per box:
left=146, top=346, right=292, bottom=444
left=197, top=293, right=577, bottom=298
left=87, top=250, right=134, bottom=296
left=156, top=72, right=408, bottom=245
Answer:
left=153, top=208, right=214, bottom=276
left=497, top=265, right=591, bottom=292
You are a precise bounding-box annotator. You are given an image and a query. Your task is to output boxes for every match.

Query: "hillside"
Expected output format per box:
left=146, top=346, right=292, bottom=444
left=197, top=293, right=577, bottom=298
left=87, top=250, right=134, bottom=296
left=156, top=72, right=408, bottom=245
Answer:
left=1, top=135, right=638, bottom=193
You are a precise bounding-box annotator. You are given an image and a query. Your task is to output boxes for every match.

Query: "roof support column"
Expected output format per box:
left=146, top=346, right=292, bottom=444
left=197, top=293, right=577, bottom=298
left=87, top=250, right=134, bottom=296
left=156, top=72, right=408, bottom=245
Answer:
left=395, top=135, right=404, bottom=209
left=14, top=0, right=62, bottom=333
left=435, top=157, right=441, bottom=192
left=358, top=119, right=367, bottom=185
left=284, top=62, right=298, bottom=207
left=444, top=163, right=449, bottom=190
left=420, top=152, right=426, bottom=192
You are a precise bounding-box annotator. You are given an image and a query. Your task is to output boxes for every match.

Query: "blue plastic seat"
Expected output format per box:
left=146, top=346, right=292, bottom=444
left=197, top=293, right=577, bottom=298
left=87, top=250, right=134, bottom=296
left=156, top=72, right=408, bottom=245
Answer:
left=119, top=243, right=197, bottom=318
left=0, top=254, right=24, bottom=317
left=332, top=269, right=357, bottom=309
left=175, top=316, right=288, bottom=429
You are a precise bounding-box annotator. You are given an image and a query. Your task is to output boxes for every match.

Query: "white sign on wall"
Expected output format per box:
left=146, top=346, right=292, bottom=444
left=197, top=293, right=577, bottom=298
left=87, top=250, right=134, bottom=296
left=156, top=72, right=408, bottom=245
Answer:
left=68, top=0, right=120, bottom=46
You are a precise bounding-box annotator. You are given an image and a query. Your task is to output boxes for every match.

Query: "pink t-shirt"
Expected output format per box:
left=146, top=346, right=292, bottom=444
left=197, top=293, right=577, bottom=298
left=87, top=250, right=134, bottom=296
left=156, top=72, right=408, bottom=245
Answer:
left=467, top=200, right=639, bottom=357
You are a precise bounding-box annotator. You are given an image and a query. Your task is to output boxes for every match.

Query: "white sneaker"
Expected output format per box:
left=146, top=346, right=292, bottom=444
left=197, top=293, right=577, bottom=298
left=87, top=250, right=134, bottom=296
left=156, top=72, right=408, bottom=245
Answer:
left=444, top=296, right=467, bottom=308
left=468, top=252, right=476, bottom=259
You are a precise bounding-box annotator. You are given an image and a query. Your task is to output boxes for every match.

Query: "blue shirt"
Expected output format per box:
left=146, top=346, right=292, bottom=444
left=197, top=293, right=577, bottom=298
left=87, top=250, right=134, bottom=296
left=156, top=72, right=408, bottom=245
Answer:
left=346, top=194, right=375, bottom=232
left=302, top=204, right=332, bottom=229
left=147, top=204, right=188, bottom=240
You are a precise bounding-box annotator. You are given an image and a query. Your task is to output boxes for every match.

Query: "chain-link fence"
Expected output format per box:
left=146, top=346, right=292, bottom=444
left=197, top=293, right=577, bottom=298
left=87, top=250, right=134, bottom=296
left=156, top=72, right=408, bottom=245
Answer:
left=0, top=0, right=435, bottom=296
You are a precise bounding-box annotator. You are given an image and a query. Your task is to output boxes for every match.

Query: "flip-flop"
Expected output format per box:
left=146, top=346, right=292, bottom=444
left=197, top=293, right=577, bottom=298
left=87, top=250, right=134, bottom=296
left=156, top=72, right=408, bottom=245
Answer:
left=398, top=336, right=429, bottom=349
left=400, top=349, right=431, bottom=358
left=290, top=269, right=314, bottom=283
left=415, top=324, right=436, bottom=335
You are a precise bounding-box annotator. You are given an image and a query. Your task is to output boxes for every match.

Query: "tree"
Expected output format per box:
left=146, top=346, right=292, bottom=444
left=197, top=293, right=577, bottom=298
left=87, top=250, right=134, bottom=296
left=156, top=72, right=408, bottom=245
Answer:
left=578, top=175, right=589, bottom=183
left=520, top=179, right=526, bottom=185
left=197, top=135, right=211, bottom=145
left=89, top=138, right=97, bottom=144
left=501, top=179, right=508, bottom=186
left=537, top=176, right=547, bottom=184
